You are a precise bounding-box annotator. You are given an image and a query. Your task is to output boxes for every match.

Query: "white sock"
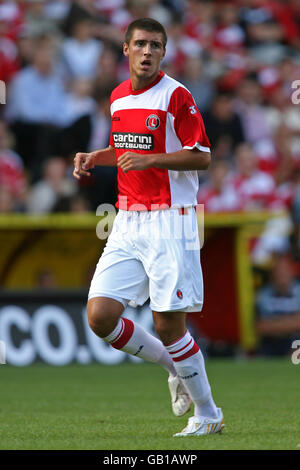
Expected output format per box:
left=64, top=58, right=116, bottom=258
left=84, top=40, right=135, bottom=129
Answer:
left=103, top=317, right=177, bottom=376
left=165, top=330, right=219, bottom=419
left=194, top=397, right=219, bottom=419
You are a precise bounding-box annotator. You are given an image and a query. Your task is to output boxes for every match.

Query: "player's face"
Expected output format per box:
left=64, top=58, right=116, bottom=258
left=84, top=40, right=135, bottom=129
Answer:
left=123, top=29, right=166, bottom=89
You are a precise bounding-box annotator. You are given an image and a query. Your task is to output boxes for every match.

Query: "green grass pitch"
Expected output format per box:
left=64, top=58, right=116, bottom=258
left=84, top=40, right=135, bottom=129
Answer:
left=0, top=358, right=299, bottom=450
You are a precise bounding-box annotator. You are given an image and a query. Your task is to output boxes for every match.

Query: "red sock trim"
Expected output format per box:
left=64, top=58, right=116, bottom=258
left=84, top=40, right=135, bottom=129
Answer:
left=111, top=319, right=125, bottom=345
left=111, top=318, right=134, bottom=349
left=172, top=341, right=199, bottom=362
left=169, top=338, right=193, bottom=356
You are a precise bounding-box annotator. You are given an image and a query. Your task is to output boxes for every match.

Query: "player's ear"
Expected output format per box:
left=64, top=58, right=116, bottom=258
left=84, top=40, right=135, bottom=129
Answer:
left=123, top=42, right=129, bottom=57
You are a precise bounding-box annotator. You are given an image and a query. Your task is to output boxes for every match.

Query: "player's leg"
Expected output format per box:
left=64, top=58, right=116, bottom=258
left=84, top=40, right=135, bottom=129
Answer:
left=150, top=310, right=192, bottom=416
left=144, top=209, right=224, bottom=434
left=87, top=295, right=177, bottom=376
left=153, top=309, right=218, bottom=417
left=153, top=310, right=224, bottom=436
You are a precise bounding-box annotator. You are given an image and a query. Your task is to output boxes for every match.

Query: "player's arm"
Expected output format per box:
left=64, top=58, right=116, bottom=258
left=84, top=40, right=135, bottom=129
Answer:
left=117, top=148, right=211, bottom=173
left=73, top=146, right=117, bottom=179
left=256, top=312, right=300, bottom=336
left=151, top=148, right=211, bottom=170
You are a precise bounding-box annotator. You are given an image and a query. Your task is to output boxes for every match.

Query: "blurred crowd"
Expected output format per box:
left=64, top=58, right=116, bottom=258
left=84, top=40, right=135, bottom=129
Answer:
left=1, top=1, right=300, bottom=255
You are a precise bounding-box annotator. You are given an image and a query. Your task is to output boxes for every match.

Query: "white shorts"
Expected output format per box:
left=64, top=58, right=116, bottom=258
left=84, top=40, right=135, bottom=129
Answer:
left=88, top=207, right=203, bottom=313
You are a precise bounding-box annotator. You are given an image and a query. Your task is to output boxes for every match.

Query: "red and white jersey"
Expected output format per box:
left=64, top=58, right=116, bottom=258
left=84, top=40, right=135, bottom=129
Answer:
left=228, top=170, right=276, bottom=211
left=109, top=71, right=211, bottom=211
left=197, top=184, right=241, bottom=213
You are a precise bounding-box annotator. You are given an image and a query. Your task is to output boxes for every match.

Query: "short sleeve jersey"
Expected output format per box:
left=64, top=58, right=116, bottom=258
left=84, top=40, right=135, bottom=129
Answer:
left=109, top=71, right=211, bottom=211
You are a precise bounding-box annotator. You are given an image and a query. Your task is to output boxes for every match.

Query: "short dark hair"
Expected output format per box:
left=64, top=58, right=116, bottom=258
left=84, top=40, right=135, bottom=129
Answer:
left=125, top=18, right=167, bottom=49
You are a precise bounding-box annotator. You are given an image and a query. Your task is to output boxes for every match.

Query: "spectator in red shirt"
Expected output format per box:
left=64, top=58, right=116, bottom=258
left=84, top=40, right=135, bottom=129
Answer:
left=229, top=142, right=276, bottom=211
left=0, top=120, right=27, bottom=211
left=0, top=14, right=20, bottom=83
left=197, top=159, right=240, bottom=212
left=213, top=2, right=246, bottom=53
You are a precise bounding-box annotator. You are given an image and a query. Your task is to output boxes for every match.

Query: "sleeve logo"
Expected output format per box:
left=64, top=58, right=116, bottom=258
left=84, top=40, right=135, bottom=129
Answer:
left=146, top=114, right=160, bottom=130
left=189, top=105, right=197, bottom=115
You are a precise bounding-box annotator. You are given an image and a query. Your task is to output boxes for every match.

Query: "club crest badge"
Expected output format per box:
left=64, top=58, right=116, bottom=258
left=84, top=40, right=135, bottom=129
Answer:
left=176, top=289, right=183, bottom=299
left=146, top=114, right=160, bottom=130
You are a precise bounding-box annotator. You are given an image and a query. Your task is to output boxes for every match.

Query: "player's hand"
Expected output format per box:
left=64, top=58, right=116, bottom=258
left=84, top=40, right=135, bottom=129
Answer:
left=117, top=152, right=153, bottom=173
left=73, top=152, right=95, bottom=180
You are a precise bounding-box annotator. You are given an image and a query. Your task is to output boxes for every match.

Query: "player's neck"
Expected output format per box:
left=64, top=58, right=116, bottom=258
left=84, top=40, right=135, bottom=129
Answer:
left=130, top=71, right=161, bottom=92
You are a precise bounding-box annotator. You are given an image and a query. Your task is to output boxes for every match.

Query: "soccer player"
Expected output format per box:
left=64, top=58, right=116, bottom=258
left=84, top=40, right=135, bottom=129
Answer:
left=73, top=18, right=224, bottom=437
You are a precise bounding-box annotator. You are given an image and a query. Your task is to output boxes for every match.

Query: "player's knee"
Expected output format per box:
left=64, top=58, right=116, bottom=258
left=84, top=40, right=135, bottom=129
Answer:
left=87, top=299, right=121, bottom=337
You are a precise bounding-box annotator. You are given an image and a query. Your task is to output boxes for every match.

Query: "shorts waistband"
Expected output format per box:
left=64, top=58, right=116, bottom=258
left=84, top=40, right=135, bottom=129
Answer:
left=118, top=206, right=195, bottom=216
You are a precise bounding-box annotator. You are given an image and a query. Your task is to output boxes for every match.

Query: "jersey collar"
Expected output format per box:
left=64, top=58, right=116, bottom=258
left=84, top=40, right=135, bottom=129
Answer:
left=130, top=71, right=165, bottom=95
